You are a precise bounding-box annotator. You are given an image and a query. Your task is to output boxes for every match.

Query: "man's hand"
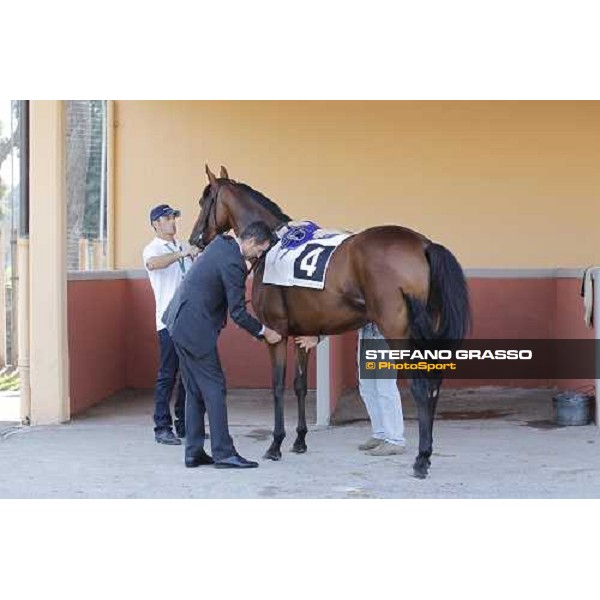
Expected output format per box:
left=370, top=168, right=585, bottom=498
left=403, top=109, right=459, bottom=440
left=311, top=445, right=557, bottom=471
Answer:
left=263, top=327, right=283, bottom=345
left=295, top=336, right=319, bottom=350
left=184, top=246, right=201, bottom=259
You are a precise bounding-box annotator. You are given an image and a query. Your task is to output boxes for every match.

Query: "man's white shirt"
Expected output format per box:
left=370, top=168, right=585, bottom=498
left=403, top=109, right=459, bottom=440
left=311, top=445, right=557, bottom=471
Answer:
left=143, top=237, right=194, bottom=331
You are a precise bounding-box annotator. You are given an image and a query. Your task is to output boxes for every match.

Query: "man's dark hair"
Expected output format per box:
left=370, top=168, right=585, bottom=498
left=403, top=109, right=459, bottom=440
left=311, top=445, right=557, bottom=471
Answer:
left=239, top=221, right=274, bottom=244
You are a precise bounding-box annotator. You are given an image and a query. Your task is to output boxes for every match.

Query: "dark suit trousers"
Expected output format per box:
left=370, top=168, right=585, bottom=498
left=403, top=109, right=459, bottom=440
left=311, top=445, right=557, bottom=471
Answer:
left=174, top=342, right=236, bottom=462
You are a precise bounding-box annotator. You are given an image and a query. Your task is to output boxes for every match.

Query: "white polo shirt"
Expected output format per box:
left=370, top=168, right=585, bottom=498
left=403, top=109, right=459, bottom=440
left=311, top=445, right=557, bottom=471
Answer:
left=143, top=237, right=194, bottom=331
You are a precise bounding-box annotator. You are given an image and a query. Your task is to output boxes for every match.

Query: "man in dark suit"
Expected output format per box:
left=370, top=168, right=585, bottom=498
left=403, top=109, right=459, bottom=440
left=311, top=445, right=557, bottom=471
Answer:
left=163, top=221, right=282, bottom=469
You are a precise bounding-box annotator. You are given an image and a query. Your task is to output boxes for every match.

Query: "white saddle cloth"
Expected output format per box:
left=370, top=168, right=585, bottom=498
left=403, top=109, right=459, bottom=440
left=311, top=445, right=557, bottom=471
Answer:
left=263, top=230, right=352, bottom=289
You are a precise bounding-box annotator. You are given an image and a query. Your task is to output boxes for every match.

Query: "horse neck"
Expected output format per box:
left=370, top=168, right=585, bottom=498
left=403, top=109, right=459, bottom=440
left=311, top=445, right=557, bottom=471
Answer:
left=228, top=196, right=285, bottom=236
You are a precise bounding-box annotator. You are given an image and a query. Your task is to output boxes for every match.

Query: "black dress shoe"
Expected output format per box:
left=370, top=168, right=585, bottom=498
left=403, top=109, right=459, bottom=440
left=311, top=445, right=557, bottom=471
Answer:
left=155, top=428, right=181, bottom=445
left=185, top=451, right=214, bottom=468
left=214, top=454, right=259, bottom=469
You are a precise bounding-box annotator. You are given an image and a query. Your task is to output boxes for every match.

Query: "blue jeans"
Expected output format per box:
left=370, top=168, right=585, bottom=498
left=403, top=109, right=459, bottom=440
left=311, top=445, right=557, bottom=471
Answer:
left=153, top=328, right=186, bottom=431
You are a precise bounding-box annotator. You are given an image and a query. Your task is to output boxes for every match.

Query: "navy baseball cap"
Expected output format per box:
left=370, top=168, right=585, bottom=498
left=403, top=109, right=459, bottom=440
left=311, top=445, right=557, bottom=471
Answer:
left=149, top=204, right=181, bottom=223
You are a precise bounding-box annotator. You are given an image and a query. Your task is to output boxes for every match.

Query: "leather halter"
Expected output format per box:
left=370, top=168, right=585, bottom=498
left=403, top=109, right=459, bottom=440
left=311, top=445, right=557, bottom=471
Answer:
left=197, top=184, right=221, bottom=249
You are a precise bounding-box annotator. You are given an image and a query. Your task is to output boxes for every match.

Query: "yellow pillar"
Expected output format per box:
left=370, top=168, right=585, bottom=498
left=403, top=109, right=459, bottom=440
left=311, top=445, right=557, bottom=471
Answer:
left=29, top=101, right=70, bottom=424
left=106, top=100, right=116, bottom=269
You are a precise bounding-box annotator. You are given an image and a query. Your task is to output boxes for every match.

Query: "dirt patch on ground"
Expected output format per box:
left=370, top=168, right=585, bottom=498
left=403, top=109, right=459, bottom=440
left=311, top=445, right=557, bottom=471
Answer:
left=332, top=386, right=558, bottom=425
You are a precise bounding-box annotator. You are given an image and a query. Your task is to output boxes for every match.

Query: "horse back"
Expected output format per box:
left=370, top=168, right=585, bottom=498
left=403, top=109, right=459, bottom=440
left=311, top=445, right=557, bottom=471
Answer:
left=249, top=225, right=431, bottom=336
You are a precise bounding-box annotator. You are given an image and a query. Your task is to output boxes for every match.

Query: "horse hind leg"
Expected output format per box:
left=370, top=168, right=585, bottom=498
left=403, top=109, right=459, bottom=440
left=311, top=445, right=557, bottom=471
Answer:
left=366, top=285, right=447, bottom=479
left=291, top=346, right=309, bottom=454
left=411, top=375, right=442, bottom=479
left=264, top=338, right=288, bottom=461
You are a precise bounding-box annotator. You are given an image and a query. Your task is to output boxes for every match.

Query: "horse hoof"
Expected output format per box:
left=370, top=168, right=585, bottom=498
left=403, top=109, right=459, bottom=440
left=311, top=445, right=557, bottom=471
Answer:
left=413, top=458, right=430, bottom=479
left=291, top=443, right=307, bottom=454
left=412, top=468, right=428, bottom=479
left=263, top=449, right=282, bottom=461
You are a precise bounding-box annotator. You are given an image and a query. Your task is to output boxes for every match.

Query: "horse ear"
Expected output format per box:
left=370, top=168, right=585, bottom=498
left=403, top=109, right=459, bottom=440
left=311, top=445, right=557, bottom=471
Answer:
left=219, top=166, right=229, bottom=179
left=205, top=164, right=217, bottom=188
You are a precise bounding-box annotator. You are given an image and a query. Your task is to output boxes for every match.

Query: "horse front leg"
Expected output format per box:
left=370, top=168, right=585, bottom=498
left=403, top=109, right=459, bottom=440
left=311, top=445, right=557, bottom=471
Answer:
left=410, top=376, right=441, bottom=479
left=291, top=345, right=309, bottom=454
left=264, top=337, right=288, bottom=461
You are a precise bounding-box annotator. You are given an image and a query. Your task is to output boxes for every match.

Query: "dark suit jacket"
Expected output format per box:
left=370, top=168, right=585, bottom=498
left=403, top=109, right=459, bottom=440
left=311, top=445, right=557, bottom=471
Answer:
left=162, top=234, right=263, bottom=357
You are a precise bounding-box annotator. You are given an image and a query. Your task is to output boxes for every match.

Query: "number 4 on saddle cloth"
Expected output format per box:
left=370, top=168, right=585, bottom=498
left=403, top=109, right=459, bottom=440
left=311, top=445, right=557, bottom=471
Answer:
left=263, top=220, right=353, bottom=289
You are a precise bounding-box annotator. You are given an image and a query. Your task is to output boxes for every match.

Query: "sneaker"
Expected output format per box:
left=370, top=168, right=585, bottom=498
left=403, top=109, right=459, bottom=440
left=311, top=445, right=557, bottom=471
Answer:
left=367, top=441, right=406, bottom=456
left=358, top=437, right=385, bottom=451
left=155, top=428, right=182, bottom=445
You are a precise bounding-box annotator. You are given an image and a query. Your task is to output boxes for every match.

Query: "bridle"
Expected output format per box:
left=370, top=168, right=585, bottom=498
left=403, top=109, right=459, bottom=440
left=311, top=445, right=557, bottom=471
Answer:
left=194, top=184, right=222, bottom=250
left=193, top=181, right=288, bottom=263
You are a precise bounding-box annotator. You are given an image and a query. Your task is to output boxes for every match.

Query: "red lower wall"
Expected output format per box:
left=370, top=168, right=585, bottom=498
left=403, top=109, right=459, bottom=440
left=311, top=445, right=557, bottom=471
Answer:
left=67, top=279, right=128, bottom=414
left=124, top=278, right=317, bottom=392
left=333, top=277, right=593, bottom=401
left=125, top=279, right=160, bottom=390
left=445, top=278, right=555, bottom=389
left=67, top=274, right=593, bottom=415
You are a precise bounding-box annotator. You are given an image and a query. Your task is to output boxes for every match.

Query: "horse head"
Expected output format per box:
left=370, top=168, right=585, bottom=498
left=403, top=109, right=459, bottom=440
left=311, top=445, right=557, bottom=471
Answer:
left=189, top=164, right=234, bottom=249
left=189, top=165, right=290, bottom=250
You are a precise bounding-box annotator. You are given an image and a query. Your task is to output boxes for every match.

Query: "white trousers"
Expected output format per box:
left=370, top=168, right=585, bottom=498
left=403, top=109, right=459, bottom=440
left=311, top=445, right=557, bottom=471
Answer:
left=357, top=323, right=405, bottom=445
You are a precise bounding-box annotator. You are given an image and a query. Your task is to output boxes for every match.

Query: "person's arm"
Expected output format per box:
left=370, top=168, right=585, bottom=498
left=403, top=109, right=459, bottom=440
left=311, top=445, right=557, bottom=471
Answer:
left=146, top=250, right=185, bottom=271
left=220, top=256, right=276, bottom=340
left=146, top=246, right=198, bottom=271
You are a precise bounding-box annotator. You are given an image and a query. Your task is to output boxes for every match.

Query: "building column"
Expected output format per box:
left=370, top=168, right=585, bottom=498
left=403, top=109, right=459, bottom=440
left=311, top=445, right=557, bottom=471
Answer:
left=28, top=101, right=70, bottom=424
left=594, top=269, right=600, bottom=427
left=18, top=237, right=30, bottom=424
left=316, top=336, right=331, bottom=426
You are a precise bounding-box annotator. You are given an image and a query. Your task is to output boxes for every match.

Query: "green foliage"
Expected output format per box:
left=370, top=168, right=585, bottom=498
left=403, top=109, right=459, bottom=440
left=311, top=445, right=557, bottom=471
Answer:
left=0, top=116, right=7, bottom=219
left=0, top=371, right=19, bottom=391
left=82, top=100, right=107, bottom=239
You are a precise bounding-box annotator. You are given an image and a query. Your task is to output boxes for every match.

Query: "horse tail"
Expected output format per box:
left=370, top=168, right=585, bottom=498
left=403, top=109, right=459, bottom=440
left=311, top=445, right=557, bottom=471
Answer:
left=404, top=243, right=471, bottom=346
left=424, top=243, right=471, bottom=341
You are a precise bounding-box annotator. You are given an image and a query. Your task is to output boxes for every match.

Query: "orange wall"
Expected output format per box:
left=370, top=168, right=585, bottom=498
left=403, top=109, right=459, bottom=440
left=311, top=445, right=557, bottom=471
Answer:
left=113, top=101, right=600, bottom=270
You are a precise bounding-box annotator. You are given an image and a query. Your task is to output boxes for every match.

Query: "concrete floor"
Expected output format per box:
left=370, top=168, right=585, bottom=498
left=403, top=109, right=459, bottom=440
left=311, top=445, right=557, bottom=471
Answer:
left=1, top=387, right=599, bottom=498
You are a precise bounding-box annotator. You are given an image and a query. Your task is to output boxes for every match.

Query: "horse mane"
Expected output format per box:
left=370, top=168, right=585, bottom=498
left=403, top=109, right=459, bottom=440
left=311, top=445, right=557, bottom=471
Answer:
left=201, top=180, right=292, bottom=223
left=233, top=182, right=292, bottom=223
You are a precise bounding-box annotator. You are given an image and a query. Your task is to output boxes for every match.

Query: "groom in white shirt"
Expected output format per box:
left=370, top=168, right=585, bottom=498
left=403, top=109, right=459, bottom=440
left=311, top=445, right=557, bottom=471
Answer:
left=142, top=204, right=199, bottom=445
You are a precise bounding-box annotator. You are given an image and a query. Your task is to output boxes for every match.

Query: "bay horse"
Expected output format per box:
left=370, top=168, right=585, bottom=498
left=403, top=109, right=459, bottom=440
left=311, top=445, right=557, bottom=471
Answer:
left=189, top=165, right=470, bottom=478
